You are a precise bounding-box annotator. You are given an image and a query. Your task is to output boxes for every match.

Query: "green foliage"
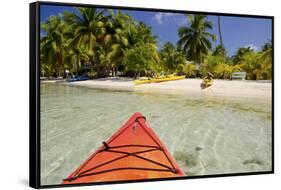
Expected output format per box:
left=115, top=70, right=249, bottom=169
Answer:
left=259, top=47, right=272, bottom=79
left=40, top=9, right=272, bottom=80
left=65, top=47, right=91, bottom=73
left=181, top=63, right=196, bottom=78
left=213, top=45, right=227, bottom=57
left=232, top=46, right=254, bottom=64
left=124, top=43, right=160, bottom=78
left=200, top=54, right=241, bottom=79
left=160, top=42, right=186, bottom=73
left=40, top=16, right=68, bottom=77
left=237, top=51, right=267, bottom=80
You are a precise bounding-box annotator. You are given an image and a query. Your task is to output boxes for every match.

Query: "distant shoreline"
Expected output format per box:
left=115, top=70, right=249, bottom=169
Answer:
left=41, top=78, right=272, bottom=102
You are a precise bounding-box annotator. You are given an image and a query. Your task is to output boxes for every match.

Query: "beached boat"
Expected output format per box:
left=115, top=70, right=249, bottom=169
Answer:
left=134, top=75, right=185, bottom=85
left=202, top=76, right=213, bottom=87
left=63, top=112, right=184, bottom=184
left=67, top=76, right=89, bottom=82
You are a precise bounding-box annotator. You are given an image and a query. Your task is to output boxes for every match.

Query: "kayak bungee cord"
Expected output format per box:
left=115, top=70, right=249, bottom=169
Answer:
left=65, top=145, right=178, bottom=182
left=134, top=116, right=178, bottom=172
left=65, top=116, right=178, bottom=182
left=63, top=113, right=184, bottom=183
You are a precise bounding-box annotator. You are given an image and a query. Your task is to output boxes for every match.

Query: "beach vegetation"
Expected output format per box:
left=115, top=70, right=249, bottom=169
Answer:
left=180, top=63, right=197, bottom=78
left=40, top=9, right=272, bottom=80
left=40, top=16, right=68, bottom=77
left=160, top=42, right=187, bottom=74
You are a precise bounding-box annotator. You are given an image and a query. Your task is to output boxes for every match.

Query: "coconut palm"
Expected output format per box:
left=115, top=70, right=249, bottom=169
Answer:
left=136, top=22, right=158, bottom=44
left=177, top=15, right=216, bottom=65
left=232, top=46, right=254, bottom=64
left=65, top=47, right=91, bottom=74
left=70, top=7, right=107, bottom=56
left=106, top=10, right=131, bottom=76
left=217, top=16, right=224, bottom=47
left=160, top=42, right=177, bottom=72
left=40, top=16, right=68, bottom=77
left=213, top=45, right=227, bottom=58
left=96, top=33, right=115, bottom=77
left=239, top=51, right=260, bottom=80
left=160, top=42, right=186, bottom=73
left=258, top=42, right=272, bottom=79
left=122, top=21, right=159, bottom=77
left=124, top=42, right=160, bottom=78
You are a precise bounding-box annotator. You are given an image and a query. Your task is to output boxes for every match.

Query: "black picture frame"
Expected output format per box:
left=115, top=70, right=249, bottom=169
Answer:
left=29, top=1, right=274, bottom=189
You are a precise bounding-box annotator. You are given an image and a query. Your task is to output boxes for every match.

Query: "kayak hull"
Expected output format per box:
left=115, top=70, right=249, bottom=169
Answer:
left=67, top=76, right=89, bottom=82
left=63, top=112, right=184, bottom=184
left=202, top=76, right=213, bottom=87
left=134, top=76, right=185, bottom=85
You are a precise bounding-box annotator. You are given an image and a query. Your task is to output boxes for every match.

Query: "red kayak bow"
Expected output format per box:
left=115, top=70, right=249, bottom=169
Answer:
left=63, top=112, right=184, bottom=184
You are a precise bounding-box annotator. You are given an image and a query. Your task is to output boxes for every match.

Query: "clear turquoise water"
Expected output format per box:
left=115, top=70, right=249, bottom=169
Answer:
left=40, top=83, right=272, bottom=185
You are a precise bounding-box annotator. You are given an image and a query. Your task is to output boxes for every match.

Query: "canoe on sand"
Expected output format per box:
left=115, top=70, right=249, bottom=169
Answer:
left=134, top=76, right=185, bottom=85
left=63, top=112, right=184, bottom=184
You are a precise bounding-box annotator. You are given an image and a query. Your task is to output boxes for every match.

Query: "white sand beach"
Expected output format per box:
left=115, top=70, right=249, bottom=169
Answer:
left=46, top=78, right=272, bottom=101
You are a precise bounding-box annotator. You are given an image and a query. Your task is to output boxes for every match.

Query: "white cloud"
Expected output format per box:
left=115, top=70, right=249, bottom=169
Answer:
left=152, top=12, right=188, bottom=27
left=153, top=13, right=163, bottom=24
left=152, top=12, right=176, bottom=24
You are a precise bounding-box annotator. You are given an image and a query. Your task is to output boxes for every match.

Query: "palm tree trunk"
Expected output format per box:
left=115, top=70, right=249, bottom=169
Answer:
left=76, top=62, right=79, bottom=74
left=112, top=68, right=115, bottom=77
left=134, top=70, right=138, bottom=79
left=57, top=52, right=65, bottom=77
left=218, top=16, right=223, bottom=46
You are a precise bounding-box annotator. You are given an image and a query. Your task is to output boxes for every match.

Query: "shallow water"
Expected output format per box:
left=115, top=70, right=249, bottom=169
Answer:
left=40, top=83, right=272, bottom=185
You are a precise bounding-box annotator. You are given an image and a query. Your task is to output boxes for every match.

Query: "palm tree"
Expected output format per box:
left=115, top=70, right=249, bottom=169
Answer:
left=261, top=41, right=272, bottom=51
left=177, top=15, right=216, bottom=65
left=40, top=16, right=68, bottom=77
left=259, top=41, right=272, bottom=79
left=232, top=46, right=254, bottom=64
left=106, top=10, right=131, bottom=76
left=136, top=22, right=158, bottom=44
left=217, top=16, right=224, bottom=47
left=260, top=41, right=272, bottom=65
left=160, top=42, right=176, bottom=72
left=238, top=51, right=260, bottom=80
left=124, top=42, right=160, bottom=78
left=65, top=47, right=91, bottom=74
left=121, top=21, right=159, bottom=78
left=70, top=8, right=108, bottom=59
left=160, top=42, right=186, bottom=73
left=213, top=45, right=227, bottom=57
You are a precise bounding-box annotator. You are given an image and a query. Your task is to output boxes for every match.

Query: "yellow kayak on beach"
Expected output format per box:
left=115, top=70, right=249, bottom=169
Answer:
left=134, top=76, right=185, bottom=85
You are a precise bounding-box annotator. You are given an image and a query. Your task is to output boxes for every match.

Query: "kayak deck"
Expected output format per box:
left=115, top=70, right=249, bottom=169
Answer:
left=134, top=76, right=185, bottom=85
left=63, top=112, right=184, bottom=184
left=202, top=76, right=213, bottom=87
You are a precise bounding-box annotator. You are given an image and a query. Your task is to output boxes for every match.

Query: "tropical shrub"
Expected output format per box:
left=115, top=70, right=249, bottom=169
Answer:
left=181, top=63, right=196, bottom=78
left=160, top=42, right=186, bottom=74
left=124, top=43, right=160, bottom=78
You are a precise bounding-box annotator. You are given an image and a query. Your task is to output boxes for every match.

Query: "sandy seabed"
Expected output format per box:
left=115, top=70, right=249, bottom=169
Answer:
left=40, top=80, right=272, bottom=185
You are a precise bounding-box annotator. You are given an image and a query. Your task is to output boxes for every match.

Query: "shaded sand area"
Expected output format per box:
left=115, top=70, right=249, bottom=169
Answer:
left=50, top=78, right=272, bottom=101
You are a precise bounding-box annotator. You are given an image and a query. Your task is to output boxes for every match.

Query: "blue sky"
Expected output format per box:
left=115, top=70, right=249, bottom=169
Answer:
left=40, top=5, right=272, bottom=56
